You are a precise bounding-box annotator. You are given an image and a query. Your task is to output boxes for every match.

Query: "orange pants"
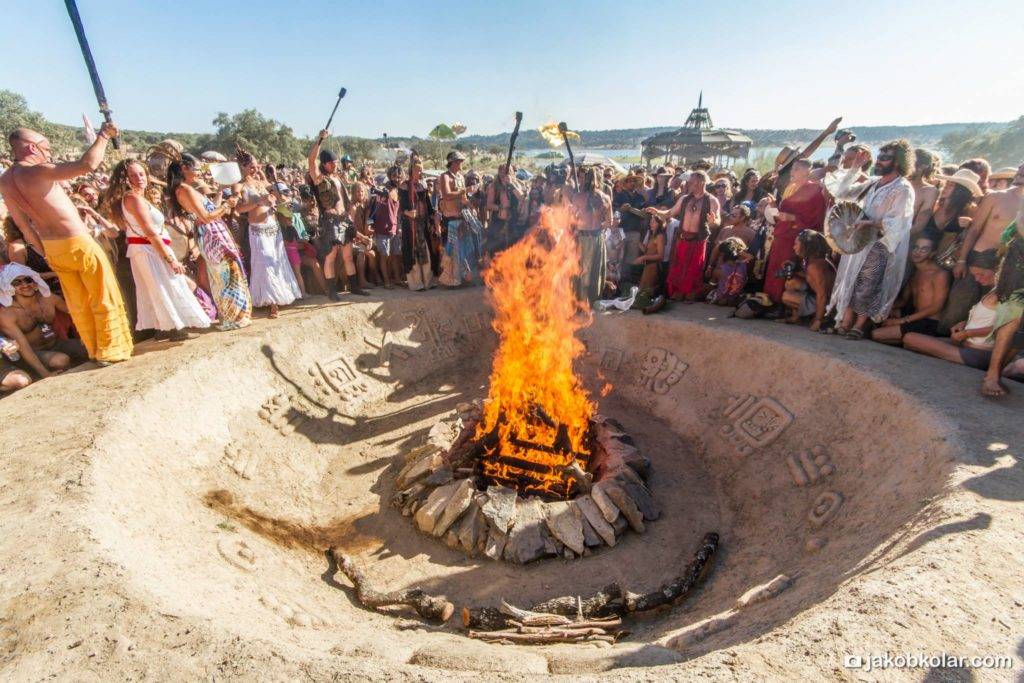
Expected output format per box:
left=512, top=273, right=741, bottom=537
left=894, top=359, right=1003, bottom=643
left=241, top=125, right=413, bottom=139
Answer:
left=43, top=234, right=133, bottom=362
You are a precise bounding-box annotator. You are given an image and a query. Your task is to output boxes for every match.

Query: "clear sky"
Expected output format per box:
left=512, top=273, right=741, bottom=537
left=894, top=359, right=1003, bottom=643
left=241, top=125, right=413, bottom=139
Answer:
left=4, top=0, right=1023, bottom=138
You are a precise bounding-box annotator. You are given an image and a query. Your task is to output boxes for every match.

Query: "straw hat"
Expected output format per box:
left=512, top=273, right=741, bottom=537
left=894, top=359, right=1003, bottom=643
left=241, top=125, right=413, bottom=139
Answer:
left=774, top=145, right=802, bottom=169
left=990, top=167, right=1017, bottom=181
left=936, top=168, right=983, bottom=197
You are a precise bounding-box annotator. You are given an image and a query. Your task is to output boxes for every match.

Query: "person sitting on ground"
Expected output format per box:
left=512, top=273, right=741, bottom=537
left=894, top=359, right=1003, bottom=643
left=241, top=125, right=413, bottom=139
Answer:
left=782, top=230, right=834, bottom=330
left=980, top=204, right=1024, bottom=396
left=902, top=261, right=1008, bottom=380
left=871, top=230, right=950, bottom=344
left=706, top=237, right=748, bottom=307
left=941, top=164, right=1024, bottom=335
left=3, top=215, right=61, bottom=294
left=0, top=263, right=87, bottom=384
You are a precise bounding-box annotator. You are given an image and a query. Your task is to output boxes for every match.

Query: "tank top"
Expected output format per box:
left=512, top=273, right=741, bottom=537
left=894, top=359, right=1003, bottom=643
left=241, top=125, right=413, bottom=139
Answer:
left=964, top=297, right=997, bottom=350
left=122, top=197, right=171, bottom=257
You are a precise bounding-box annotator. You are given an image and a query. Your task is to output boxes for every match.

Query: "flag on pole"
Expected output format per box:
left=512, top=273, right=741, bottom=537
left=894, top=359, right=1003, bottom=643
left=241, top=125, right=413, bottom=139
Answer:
left=82, top=113, right=97, bottom=144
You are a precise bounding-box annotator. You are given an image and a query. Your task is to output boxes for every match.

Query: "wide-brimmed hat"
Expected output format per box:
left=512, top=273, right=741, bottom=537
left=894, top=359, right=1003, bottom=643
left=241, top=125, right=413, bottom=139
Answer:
left=446, top=151, right=466, bottom=164
left=936, top=168, right=982, bottom=197
left=774, top=145, right=802, bottom=169
left=990, top=167, right=1018, bottom=181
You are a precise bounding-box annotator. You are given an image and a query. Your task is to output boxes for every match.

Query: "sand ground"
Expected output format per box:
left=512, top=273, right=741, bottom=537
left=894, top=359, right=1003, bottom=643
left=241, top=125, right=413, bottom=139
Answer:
left=0, top=289, right=1021, bottom=681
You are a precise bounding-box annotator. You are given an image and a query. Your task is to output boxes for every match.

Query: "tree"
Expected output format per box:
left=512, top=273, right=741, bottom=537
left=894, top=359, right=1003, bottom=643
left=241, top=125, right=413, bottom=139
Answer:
left=195, top=109, right=305, bottom=164
left=0, top=90, right=79, bottom=154
left=940, top=116, right=1024, bottom=168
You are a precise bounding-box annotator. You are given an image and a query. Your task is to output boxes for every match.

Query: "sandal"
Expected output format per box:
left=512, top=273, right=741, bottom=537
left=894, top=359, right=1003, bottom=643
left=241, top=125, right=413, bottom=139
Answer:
left=844, top=328, right=865, bottom=340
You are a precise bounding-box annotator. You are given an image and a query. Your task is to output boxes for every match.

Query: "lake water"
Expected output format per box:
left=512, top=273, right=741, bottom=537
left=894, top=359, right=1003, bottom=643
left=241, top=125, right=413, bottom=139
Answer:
left=523, top=144, right=876, bottom=164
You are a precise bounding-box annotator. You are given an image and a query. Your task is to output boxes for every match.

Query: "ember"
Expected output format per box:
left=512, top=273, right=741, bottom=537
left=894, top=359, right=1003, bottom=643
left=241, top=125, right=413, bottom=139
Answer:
left=473, top=204, right=597, bottom=498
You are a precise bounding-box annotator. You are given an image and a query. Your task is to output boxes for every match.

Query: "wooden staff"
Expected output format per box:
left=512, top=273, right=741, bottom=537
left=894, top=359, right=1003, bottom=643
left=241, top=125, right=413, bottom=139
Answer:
left=559, top=122, right=577, bottom=190
left=323, top=87, right=347, bottom=131
left=64, top=0, right=119, bottom=149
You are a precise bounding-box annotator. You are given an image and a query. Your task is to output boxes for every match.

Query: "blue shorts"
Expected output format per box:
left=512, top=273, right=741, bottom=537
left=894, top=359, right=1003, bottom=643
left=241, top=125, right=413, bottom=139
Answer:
left=374, top=234, right=401, bottom=256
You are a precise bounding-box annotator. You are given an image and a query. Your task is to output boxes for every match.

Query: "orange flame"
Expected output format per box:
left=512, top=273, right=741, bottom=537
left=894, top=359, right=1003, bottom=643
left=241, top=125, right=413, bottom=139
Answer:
left=475, top=204, right=595, bottom=497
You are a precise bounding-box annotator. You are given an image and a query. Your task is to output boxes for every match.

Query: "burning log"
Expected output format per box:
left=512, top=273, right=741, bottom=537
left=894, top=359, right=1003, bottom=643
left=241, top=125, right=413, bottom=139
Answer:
left=330, top=548, right=454, bottom=623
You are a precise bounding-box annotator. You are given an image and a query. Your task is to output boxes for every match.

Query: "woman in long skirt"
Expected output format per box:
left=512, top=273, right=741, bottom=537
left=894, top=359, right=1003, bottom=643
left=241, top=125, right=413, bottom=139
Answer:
left=166, top=155, right=253, bottom=330
left=233, top=149, right=301, bottom=318
left=107, top=160, right=211, bottom=341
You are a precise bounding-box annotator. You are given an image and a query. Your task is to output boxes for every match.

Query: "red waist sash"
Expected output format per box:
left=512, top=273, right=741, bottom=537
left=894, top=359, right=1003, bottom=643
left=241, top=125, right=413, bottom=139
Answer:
left=127, top=236, right=171, bottom=246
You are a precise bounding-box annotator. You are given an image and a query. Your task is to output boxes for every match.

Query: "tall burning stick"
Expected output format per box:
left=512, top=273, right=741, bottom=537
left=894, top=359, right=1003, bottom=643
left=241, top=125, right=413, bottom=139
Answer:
left=63, top=0, right=119, bottom=149
left=558, top=122, right=578, bottom=190
left=323, top=87, right=347, bottom=131
left=504, top=112, right=523, bottom=172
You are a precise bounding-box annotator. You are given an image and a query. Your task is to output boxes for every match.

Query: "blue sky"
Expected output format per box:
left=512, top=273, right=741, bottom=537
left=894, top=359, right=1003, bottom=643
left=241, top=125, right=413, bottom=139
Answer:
left=3, top=0, right=1023, bottom=138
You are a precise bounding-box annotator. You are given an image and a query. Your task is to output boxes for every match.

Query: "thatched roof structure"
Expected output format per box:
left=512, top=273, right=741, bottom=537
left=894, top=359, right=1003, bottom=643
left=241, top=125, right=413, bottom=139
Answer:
left=641, top=93, right=752, bottom=166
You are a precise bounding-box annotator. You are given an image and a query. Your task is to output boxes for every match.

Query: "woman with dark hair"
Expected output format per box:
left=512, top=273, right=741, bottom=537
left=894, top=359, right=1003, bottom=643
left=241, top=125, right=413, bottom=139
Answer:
left=166, top=155, right=253, bottom=330
left=928, top=175, right=979, bottom=266
left=233, top=148, right=301, bottom=318
left=732, top=169, right=765, bottom=206
left=911, top=148, right=941, bottom=236
left=782, top=229, right=835, bottom=329
left=104, top=160, right=210, bottom=340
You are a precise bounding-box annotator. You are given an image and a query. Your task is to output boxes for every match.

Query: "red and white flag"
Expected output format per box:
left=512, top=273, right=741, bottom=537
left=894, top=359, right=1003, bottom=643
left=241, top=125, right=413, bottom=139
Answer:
left=82, top=113, right=97, bottom=144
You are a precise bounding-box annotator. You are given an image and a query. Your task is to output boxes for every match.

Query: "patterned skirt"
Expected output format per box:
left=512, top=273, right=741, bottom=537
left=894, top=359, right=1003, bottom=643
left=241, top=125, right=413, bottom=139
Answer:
left=850, top=242, right=889, bottom=318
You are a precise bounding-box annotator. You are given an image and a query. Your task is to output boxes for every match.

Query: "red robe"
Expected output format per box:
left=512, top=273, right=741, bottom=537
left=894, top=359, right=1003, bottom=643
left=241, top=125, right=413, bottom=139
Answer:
left=763, top=181, right=827, bottom=303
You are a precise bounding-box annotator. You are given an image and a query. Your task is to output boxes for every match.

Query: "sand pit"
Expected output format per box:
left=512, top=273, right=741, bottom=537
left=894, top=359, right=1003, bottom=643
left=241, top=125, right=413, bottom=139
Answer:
left=1, top=289, right=1022, bottom=680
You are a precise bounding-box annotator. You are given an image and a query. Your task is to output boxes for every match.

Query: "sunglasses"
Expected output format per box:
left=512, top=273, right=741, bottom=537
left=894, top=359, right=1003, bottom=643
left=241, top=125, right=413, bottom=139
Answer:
left=12, top=277, right=35, bottom=286
left=876, top=154, right=895, bottom=162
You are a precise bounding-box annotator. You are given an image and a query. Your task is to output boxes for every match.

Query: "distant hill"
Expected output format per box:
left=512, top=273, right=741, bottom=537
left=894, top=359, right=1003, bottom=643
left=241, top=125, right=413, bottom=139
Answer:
left=422, top=122, right=1010, bottom=151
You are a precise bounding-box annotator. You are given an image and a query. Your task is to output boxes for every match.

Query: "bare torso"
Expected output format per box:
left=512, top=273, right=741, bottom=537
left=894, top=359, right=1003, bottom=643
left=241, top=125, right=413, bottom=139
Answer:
left=909, top=264, right=949, bottom=320
left=572, top=190, right=611, bottom=230
left=238, top=179, right=275, bottom=224
left=973, top=188, right=1023, bottom=252
left=0, top=164, right=89, bottom=244
left=910, top=180, right=939, bottom=236
left=439, top=171, right=466, bottom=219
left=0, top=294, right=58, bottom=349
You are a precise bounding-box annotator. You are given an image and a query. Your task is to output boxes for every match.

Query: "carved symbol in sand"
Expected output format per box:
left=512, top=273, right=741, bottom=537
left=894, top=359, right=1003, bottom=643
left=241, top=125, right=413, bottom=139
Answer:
left=786, top=445, right=836, bottom=487
left=600, top=347, right=625, bottom=373
left=462, top=311, right=489, bottom=335
left=259, top=392, right=310, bottom=435
left=222, top=443, right=259, bottom=480
left=309, top=354, right=370, bottom=403
left=217, top=537, right=257, bottom=571
left=808, top=491, right=843, bottom=527
left=635, top=347, right=688, bottom=394
left=719, top=395, right=794, bottom=455
left=404, top=309, right=457, bottom=360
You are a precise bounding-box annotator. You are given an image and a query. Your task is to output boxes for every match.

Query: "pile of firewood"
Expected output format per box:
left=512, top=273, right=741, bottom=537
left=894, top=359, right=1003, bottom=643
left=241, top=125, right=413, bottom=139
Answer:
left=464, top=599, right=626, bottom=644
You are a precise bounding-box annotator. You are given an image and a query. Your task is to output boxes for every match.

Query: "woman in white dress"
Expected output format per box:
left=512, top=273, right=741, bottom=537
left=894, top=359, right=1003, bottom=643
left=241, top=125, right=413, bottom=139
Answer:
left=233, top=149, right=301, bottom=318
left=106, top=160, right=211, bottom=341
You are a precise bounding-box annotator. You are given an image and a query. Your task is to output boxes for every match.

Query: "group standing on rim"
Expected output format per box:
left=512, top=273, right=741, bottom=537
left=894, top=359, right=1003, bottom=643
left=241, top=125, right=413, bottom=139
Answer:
left=1, top=113, right=1023, bottom=398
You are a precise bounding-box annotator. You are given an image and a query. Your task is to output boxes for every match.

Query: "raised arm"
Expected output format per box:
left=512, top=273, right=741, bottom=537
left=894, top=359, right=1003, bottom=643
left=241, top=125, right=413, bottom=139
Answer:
left=799, top=117, right=842, bottom=161
left=35, top=122, right=117, bottom=182
left=307, top=129, right=329, bottom=184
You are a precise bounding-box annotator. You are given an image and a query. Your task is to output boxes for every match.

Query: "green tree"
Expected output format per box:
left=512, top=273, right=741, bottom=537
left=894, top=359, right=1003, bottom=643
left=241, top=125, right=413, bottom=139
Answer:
left=940, top=116, right=1024, bottom=168
left=196, top=109, right=305, bottom=164
left=0, top=89, right=79, bottom=154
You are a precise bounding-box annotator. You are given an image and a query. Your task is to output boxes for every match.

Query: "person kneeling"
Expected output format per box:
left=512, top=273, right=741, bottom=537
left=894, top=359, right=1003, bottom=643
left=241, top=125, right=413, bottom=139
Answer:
left=781, top=230, right=834, bottom=331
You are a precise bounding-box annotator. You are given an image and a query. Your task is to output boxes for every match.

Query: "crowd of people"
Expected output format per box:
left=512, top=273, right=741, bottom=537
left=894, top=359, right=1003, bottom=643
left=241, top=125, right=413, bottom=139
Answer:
left=1, top=117, right=1022, bottom=398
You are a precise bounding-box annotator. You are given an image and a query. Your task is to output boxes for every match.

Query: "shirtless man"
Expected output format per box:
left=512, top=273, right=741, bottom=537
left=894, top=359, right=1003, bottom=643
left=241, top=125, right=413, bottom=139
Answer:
left=955, top=164, right=1024, bottom=274
left=571, top=168, right=613, bottom=302
left=0, top=125, right=133, bottom=364
left=437, top=151, right=478, bottom=286
left=871, top=232, right=951, bottom=344
left=0, top=265, right=87, bottom=381
left=648, top=171, right=720, bottom=301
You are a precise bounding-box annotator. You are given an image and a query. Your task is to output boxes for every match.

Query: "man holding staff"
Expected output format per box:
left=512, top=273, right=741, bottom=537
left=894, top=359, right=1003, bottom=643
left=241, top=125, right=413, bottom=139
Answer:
left=0, top=124, right=133, bottom=364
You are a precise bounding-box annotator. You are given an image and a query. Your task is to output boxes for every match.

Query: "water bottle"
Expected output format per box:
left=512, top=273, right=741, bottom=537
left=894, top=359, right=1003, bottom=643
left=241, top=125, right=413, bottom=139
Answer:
left=0, top=336, right=20, bottom=362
